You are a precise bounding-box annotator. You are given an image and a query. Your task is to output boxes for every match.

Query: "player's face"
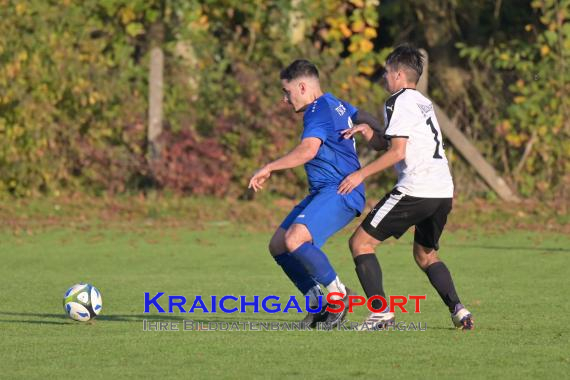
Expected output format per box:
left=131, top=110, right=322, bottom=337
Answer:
left=281, top=79, right=307, bottom=113
left=383, top=64, right=400, bottom=93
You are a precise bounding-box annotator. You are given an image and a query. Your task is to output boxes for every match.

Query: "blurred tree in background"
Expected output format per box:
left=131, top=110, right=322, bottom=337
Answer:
left=0, top=0, right=568, bottom=201
left=379, top=0, right=569, bottom=201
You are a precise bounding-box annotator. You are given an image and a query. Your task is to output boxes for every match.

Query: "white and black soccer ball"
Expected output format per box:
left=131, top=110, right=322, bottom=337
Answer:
left=63, top=283, right=103, bottom=322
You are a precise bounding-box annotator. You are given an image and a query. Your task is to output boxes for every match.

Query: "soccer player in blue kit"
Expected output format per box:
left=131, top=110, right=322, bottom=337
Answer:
left=249, top=60, right=385, bottom=328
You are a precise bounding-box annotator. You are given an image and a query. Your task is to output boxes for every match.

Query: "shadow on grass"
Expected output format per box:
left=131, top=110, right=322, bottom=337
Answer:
left=0, top=312, right=469, bottom=332
left=0, top=310, right=296, bottom=325
left=0, top=311, right=68, bottom=319
left=447, top=243, right=569, bottom=253
left=0, top=319, right=69, bottom=325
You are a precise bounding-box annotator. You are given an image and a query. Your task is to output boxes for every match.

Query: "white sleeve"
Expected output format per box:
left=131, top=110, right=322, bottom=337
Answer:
left=385, top=97, right=415, bottom=138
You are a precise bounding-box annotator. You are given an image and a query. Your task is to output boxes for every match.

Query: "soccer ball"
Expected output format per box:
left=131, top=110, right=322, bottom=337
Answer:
left=63, top=283, right=103, bottom=322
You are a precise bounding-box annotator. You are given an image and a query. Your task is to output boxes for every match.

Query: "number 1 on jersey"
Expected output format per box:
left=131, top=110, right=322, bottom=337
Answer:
left=426, top=117, right=443, bottom=159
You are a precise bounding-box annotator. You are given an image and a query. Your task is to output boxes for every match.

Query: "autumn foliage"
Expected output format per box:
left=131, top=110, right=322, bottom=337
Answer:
left=0, top=0, right=568, bottom=200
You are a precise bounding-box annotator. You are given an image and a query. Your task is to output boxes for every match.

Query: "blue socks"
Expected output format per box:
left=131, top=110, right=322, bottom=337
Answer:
left=291, top=242, right=337, bottom=286
left=274, top=252, right=317, bottom=294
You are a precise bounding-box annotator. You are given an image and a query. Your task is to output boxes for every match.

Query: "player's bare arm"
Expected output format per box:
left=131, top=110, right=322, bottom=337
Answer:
left=248, top=137, right=321, bottom=192
left=341, top=123, right=374, bottom=141
left=337, top=137, right=407, bottom=195
left=342, top=110, right=387, bottom=151
left=367, top=130, right=389, bottom=151
left=354, top=109, right=388, bottom=151
left=340, top=123, right=386, bottom=151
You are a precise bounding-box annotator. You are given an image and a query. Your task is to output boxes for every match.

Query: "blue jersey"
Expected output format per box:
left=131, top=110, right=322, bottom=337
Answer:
left=301, top=93, right=365, bottom=214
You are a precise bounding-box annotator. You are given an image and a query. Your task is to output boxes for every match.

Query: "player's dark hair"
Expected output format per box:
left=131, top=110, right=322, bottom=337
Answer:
left=385, top=45, right=424, bottom=84
left=280, top=60, right=319, bottom=81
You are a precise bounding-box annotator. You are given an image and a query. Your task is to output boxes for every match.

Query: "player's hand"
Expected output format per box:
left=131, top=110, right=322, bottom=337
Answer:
left=338, top=170, right=364, bottom=195
left=248, top=166, right=272, bottom=192
left=341, top=124, right=372, bottom=139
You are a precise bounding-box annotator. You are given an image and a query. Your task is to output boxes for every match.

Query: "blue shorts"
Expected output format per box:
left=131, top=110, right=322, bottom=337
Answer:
left=280, top=188, right=359, bottom=248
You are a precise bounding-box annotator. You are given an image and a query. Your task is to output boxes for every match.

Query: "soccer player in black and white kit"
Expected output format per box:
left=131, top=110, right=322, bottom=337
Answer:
left=338, top=45, right=474, bottom=330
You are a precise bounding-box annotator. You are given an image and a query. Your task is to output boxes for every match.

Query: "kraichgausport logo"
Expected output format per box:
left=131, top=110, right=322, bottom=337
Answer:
left=144, top=292, right=427, bottom=314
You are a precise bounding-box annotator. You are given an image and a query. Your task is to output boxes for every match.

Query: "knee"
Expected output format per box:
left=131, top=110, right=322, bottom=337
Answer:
left=284, top=227, right=310, bottom=252
left=268, top=241, right=281, bottom=257
left=348, top=235, right=358, bottom=254
left=415, top=256, right=435, bottom=271
left=269, top=230, right=287, bottom=257
left=284, top=231, right=301, bottom=252
left=349, top=233, right=376, bottom=258
left=414, top=247, right=440, bottom=271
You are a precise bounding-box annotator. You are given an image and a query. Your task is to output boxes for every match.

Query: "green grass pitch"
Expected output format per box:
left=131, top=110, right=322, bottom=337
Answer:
left=0, top=225, right=568, bottom=379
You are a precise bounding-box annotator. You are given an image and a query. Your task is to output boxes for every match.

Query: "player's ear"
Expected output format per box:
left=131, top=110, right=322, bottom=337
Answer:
left=298, top=81, right=306, bottom=94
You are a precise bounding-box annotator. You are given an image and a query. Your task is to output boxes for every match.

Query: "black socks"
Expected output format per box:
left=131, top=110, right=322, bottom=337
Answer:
left=355, top=255, right=462, bottom=313
left=354, top=253, right=385, bottom=311
left=425, top=261, right=461, bottom=312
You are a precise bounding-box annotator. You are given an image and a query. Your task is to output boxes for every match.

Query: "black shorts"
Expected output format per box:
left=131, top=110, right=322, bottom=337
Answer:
left=361, top=189, right=452, bottom=250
